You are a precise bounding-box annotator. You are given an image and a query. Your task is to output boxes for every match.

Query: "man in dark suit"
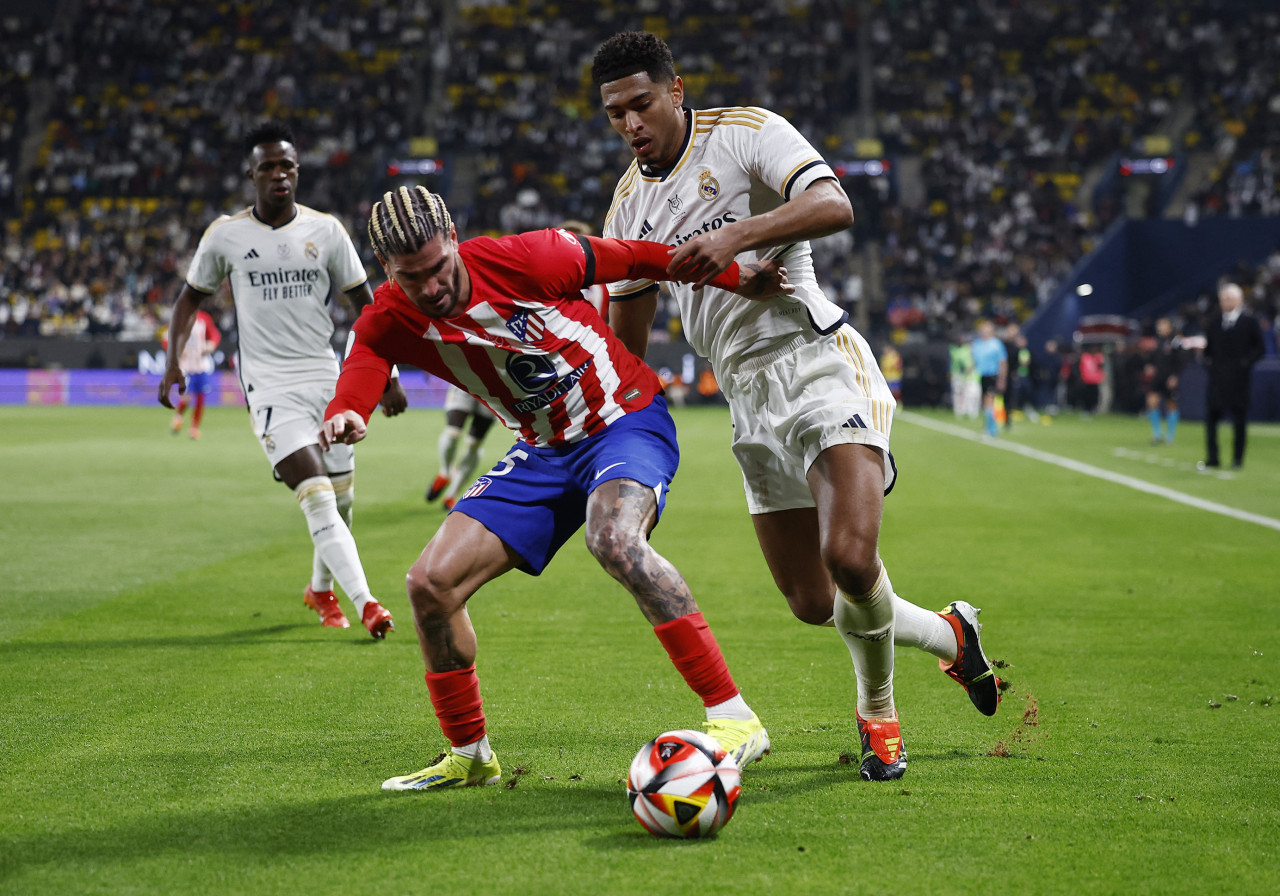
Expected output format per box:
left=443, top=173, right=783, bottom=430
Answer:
left=1201, top=282, right=1265, bottom=470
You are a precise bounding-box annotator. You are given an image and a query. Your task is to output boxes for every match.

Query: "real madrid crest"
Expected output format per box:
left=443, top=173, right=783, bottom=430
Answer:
left=305, top=241, right=319, bottom=260
left=698, top=169, right=720, bottom=200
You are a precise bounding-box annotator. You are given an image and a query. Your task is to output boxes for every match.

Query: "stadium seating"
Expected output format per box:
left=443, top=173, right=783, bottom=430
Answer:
left=1, top=0, right=1275, bottom=363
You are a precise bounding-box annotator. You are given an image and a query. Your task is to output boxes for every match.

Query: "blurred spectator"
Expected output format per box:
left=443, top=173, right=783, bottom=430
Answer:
left=1, top=0, right=1277, bottom=385
left=1199, top=282, right=1266, bottom=469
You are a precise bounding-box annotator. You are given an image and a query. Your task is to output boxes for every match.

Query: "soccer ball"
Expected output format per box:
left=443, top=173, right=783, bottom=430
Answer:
left=626, top=729, right=741, bottom=838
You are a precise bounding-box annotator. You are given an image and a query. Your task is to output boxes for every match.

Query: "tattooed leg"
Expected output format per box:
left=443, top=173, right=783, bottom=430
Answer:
left=585, top=479, right=699, bottom=624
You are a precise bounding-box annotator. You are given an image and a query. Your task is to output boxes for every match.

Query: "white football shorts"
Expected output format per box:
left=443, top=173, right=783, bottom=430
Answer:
left=248, top=383, right=354, bottom=474
left=443, top=385, right=489, bottom=417
left=718, top=325, right=897, bottom=514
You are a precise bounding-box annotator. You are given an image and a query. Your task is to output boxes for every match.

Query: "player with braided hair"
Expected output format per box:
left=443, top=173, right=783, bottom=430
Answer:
left=322, top=187, right=791, bottom=790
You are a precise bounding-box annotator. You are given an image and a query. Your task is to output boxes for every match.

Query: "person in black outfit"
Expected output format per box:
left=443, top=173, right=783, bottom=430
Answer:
left=1142, top=317, right=1186, bottom=444
left=1200, top=282, right=1265, bottom=469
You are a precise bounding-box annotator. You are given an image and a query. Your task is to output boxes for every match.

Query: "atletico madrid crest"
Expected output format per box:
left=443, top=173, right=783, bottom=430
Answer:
left=505, top=311, right=546, bottom=343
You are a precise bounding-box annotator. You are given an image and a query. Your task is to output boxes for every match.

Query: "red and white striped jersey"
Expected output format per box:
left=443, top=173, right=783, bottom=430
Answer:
left=338, top=229, right=662, bottom=447
left=167, top=309, right=221, bottom=375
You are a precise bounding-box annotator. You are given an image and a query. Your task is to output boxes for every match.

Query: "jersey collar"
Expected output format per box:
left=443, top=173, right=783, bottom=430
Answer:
left=638, top=108, right=694, bottom=181
left=250, top=206, right=299, bottom=230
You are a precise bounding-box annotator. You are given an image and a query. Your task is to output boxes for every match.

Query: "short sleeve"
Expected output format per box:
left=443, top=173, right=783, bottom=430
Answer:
left=328, top=215, right=367, bottom=293
left=185, top=219, right=231, bottom=294
left=749, top=112, right=837, bottom=202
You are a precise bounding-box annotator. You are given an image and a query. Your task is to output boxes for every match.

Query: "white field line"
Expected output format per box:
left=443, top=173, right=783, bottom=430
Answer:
left=897, top=411, right=1280, bottom=532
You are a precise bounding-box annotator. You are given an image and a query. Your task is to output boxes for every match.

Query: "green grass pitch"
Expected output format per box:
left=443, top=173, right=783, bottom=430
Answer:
left=2, top=404, right=1277, bottom=895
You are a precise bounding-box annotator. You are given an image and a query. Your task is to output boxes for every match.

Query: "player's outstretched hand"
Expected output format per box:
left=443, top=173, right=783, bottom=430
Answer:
left=157, top=366, right=185, bottom=409
left=379, top=377, right=408, bottom=417
left=320, top=410, right=367, bottom=450
left=735, top=260, right=794, bottom=301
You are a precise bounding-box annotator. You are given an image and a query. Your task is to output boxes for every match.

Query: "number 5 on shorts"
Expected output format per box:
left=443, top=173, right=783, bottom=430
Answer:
left=489, top=448, right=529, bottom=476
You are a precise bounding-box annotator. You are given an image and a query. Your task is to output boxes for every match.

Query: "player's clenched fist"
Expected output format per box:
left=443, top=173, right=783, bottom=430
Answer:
left=320, top=410, right=367, bottom=449
left=736, top=260, right=793, bottom=301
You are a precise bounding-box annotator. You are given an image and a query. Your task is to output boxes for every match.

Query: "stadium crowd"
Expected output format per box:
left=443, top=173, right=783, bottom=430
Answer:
left=1, top=0, right=1277, bottom=369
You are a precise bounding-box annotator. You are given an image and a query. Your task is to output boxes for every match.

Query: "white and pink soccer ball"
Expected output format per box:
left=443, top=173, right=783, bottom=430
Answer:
left=627, top=729, right=741, bottom=838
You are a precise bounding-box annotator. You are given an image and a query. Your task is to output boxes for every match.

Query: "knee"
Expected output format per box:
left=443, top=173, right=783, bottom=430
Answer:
left=782, top=588, right=837, bottom=626
left=404, top=563, right=462, bottom=619
left=822, top=533, right=881, bottom=597
left=584, top=519, right=639, bottom=570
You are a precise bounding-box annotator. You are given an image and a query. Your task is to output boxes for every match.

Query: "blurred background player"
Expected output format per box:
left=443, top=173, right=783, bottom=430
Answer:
left=971, top=320, right=1008, bottom=437
left=158, top=120, right=404, bottom=639
left=425, top=383, right=498, bottom=511
left=1005, top=323, right=1040, bottom=425
left=949, top=332, right=979, bottom=419
left=1142, top=317, right=1185, bottom=444
left=594, top=32, right=1003, bottom=783
left=880, top=343, right=903, bottom=404
left=165, top=307, right=220, bottom=440
left=323, top=187, right=789, bottom=789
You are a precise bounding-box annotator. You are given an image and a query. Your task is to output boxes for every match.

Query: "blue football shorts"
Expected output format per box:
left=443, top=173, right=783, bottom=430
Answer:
left=453, top=395, right=679, bottom=575
left=185, top=371, right=214, bottom=396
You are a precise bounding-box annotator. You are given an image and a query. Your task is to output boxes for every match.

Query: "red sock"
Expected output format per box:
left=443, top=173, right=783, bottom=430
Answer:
left=425, top=665, right=487, bottom=747
left=653, top=612, right=740, bottom=707
left=192, top=394, right=206, bottom=427
left=176, top=398, right=189, bottom=415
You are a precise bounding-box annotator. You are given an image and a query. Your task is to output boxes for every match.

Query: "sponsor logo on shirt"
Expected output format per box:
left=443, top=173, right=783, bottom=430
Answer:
left=511, top=360, right=593, bottom=414
left=247, top=268, right=323, bottom=287
left=243, top=248, right=260, bottom=259
left=672, top=212, right=739, bottom=247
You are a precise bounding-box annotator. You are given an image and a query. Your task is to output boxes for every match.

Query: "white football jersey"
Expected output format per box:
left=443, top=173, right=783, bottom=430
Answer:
left=603, top=107, right=846, bottom=370
left=185, top=204, right=366, bottom=397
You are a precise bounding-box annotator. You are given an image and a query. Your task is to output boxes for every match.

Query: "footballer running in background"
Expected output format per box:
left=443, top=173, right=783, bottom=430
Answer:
left=424, top=383, right=498, bottom=511
left=593, top=31, right=1006, bottom=782
left=159, top=120, right=405, bottom=639
left=321, top=186, right=789, bottom=790
left=164, top=306, right=221, bottom=440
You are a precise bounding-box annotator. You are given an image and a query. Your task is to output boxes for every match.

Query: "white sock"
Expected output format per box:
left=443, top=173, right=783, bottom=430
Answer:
left=822, top=597, right=957, bottom=663
left=706, top=693, right=754, bottom=722
left=453, top=735, right=492, bottom=763
left=331, top=471, right=355, bottom=528
left=833, top=564, right=896, bottom=719
left=445, top=436, right=484, bottom=500
left=310, top=550, right=333, bottom=594
left=437, top=425, right=461, bottom=474
left=893, top=597, right=958, bottom=663
left=327, top=471, right=368, bottom=613
left=295, top=476, right=371, bottom=613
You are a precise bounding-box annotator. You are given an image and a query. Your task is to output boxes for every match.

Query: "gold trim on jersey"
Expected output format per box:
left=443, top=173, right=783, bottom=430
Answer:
left=694, top=107, right=768, bottom=131
left=834, top=326, right=892, bottom=433
left=779, top=157, right=827, bottom=196
left=604, top=162, right=641, bottom=234
left=609, top=280, right=658, bottom=298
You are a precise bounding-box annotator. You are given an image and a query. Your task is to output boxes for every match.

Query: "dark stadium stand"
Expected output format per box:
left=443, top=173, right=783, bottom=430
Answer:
left=1, top=0, right=1276, bottom=407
